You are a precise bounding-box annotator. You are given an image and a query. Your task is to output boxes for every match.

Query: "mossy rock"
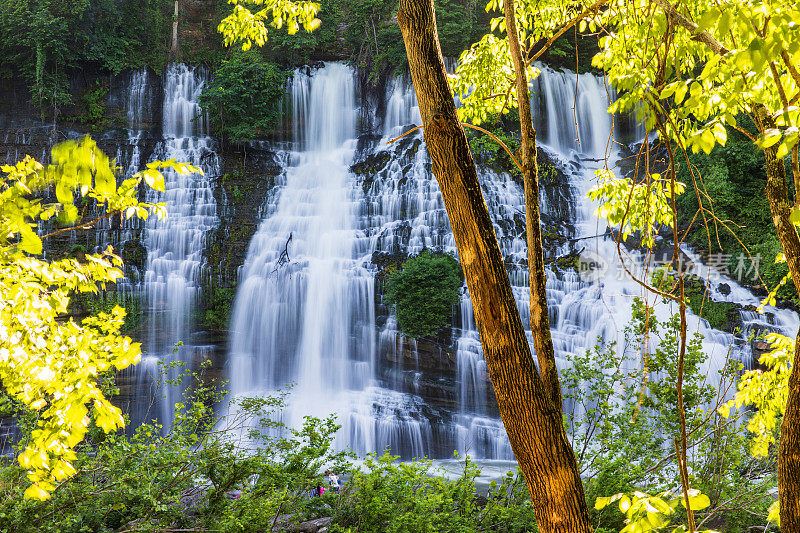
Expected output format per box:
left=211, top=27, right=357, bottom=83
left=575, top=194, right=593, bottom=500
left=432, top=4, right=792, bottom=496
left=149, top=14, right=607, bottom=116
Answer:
left=120, top=239, right=147, bottom=272
left=351, top=150, right=392, bottom=194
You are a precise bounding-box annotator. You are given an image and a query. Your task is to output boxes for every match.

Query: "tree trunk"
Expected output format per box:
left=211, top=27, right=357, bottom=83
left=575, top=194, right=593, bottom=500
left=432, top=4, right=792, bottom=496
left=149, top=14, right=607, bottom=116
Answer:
left=170, top=1, right=180, bottom=59
left=396, top=0, right=591, bottom=530
left=760, top=107, right=800, bottom=532
left=502, top=0, right=562, bottom=413
left=644, top=3, right=800, bottom=524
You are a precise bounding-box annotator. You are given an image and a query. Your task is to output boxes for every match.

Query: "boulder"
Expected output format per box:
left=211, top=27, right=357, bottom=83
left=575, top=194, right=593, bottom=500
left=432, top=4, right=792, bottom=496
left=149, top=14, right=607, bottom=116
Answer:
left=285, top=517, right=333, bottom=532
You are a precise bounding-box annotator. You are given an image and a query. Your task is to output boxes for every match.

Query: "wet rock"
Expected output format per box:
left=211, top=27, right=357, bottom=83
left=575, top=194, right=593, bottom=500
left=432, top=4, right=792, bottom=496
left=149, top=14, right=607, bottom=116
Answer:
left=287, top=517, right=333, bottom=532
left=355, top=133, right=383, bottom=154
left=351, top=150, right=391, bottom=193
left=121, top=238, right=147, bottom=273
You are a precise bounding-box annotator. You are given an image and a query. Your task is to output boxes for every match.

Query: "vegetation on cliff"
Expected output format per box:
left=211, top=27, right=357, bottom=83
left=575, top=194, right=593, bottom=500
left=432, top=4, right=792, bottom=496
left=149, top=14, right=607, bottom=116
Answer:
left=384, top=250, right=463, bottom=339
left=198, top=51, right=289, bottom=142
left=0, top=0, right=172, bottom=116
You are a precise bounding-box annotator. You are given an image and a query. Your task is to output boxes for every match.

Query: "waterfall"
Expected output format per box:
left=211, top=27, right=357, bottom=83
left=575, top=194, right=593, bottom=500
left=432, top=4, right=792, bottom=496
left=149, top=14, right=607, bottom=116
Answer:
left=229, top=64, right=371, bottom=449
left=134, top=64, right=219, bottom=426
left=224, top=61, right=797, bottom=461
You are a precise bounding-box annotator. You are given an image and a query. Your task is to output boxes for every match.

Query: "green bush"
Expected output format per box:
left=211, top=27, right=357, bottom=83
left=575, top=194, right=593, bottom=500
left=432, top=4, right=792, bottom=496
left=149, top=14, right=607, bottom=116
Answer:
left=0, top=363, right=350, bottom=533
left=77, top=80, right=109, bottom=128
left=332, top=454, right=536, bottom=533
left=198, top=51, right=290, bottom=142
left=384, top=250, right=463, bottom=338
left=332, top=454, right=479, bottom=532
left=562, top=298, right=773, bottom=533
left=197, top=285, right=237, bottom=332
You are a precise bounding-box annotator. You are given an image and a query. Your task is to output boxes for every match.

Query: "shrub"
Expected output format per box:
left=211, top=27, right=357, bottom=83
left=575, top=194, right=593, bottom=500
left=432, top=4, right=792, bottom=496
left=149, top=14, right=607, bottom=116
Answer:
left=0, top=362, right=350, bottom=533
left=199, top=51, right=289, bottom=142
left=332, top=454, right=479, bottom=533
left=383, top=250, right=463, bottom=338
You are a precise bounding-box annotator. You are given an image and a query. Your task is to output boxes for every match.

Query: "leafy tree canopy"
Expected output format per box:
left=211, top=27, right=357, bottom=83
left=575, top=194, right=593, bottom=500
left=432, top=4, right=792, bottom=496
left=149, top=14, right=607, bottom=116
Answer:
left=198, top=51, right=290, bottom=142
left=0, top=137, right=199, bottom=500
left=0, top=0, right=172, bottom=78
left=218, top=0, right=322, bottom=51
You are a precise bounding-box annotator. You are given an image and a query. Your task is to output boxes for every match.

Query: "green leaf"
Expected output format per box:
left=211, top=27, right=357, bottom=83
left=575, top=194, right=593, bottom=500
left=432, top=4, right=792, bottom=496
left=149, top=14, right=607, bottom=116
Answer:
left=698, top=8, right=719, bottom=30
left=674, top=83, right=688, bottom=104
left=18, top=225, right=43, bottom=255
left=761, top=128, right=782, bottom=148
left=95, top=165, right=116, bottom=196
left=685, top=492, right=711, bottom=511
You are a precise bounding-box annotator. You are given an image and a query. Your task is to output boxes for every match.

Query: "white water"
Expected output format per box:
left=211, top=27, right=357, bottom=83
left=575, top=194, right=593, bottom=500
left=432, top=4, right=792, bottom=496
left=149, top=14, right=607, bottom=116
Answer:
left=221, top=61, right=797, bottom=460
left=135, top=64, right=219, bottom=426
left=229, top=64, right=376, bottom=447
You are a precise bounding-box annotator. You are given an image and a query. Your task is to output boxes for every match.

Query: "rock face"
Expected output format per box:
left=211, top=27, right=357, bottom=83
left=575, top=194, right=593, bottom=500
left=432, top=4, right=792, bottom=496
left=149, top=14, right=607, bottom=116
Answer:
left=0, top=63, right=582, bottom=459
left=9, top=61, right=792, bottom=463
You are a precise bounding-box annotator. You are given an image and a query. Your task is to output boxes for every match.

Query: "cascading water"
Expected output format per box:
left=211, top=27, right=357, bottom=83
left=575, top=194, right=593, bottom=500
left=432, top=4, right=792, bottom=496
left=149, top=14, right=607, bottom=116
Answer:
left=227, top=61, right=797, bottom=462
left=228, top=63, right=443, bottom=458
left=134, top=64, right=219, bottom=426
left=229, top=63, right=374, bottom=444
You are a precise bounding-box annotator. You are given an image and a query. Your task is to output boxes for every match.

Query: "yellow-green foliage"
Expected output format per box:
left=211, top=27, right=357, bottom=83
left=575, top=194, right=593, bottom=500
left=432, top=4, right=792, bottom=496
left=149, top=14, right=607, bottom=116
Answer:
left=219, top=0, right=322, bottom=50
left=450, top=0, right=583, bottom=125
left=721, top=332, right=792, bottom=459
left=588, top=170, right=685, bottom=249
left=593, top=0, right=800, bottom=159
left=0, top=137, right=200, bottom=500
left=595, top=489, right=713, bottom=533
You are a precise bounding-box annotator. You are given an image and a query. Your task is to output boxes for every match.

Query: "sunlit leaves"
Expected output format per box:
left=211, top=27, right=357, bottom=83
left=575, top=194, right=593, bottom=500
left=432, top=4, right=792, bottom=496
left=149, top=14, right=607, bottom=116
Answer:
left=450, top=0, right=579, bottom=125
left=768, top=501, right=781, bottom=526
left=0, top=138, right=198, bottom=499
left=595, top=0, right=800, bottom=162
left=587, top=170, right=685, bottom=248
left=218, top=0, right=322, bottom=50
left=596, top=489, right=716, bottom=533
left=720, top=332, right=792, bottom=458
left=450, top=34, right=535, bottom=124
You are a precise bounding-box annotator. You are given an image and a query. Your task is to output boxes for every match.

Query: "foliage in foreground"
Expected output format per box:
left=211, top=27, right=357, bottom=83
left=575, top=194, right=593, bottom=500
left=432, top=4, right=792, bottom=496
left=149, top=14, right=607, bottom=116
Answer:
left=563, top=299, right=775, bottom=531
left=332, top=455, right=536, bottom=533
left=0, top=304, right=787, bottom=532
left=0, top=357, right=539, bottom=533
left=0, top=362, right=349, bottom=533
left=383, top=250, right=463, bottom=339
left=0, top=138, right=201, bottom=499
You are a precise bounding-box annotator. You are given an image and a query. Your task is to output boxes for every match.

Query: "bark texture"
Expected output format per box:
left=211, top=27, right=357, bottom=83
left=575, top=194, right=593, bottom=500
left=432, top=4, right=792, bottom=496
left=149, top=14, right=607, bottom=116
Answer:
left=502, top=0, right=562, bottom=414
left=649, top=2, right=800, bottom=526
left=761, top=109, right=800, bottom=533
left=170, top=1, right=180, bottom=58
left=396, top=0, right=591, bottom=531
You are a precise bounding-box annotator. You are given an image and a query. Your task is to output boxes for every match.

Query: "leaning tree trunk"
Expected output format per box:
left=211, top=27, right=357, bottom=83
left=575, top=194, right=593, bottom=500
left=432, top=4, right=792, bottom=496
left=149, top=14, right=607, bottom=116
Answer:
left=502, top=0, right=562, bottom=413
left=760, top=107, right=800, bottom=532
left=648, top=2, right=800, bottom=525
left=170, top=1, right=180, bottom=59
left=396, top=0, right=592, bottom=530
